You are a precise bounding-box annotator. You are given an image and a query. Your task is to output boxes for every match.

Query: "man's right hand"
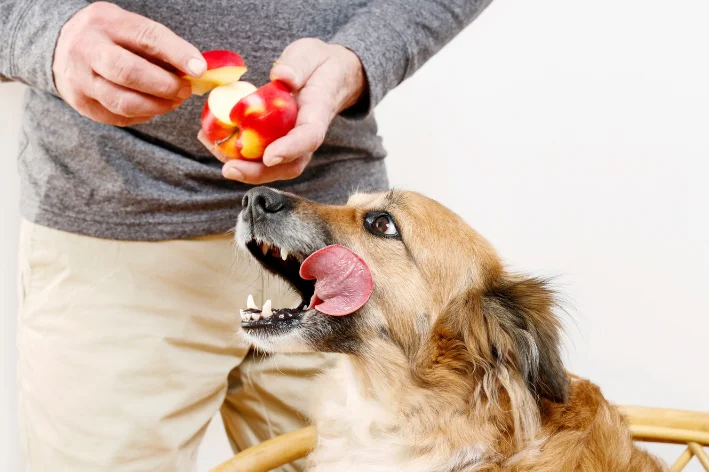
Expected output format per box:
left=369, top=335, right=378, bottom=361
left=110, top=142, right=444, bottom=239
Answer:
left=52, top=2, right=206, bottom=127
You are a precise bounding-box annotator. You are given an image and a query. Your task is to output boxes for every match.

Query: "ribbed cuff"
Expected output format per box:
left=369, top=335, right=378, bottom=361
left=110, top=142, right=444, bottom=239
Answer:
left=5, top=0, right=88, bottom=95
left=330, top=11, right=411, bottom=119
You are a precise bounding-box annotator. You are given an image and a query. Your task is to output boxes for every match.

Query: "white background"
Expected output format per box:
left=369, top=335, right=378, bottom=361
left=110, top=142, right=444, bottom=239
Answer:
left=2, top=0, right=708, bottom=470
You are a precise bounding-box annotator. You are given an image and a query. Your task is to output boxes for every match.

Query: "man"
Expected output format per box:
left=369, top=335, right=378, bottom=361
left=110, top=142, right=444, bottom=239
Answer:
left=1, top=1, right=492, bottom=470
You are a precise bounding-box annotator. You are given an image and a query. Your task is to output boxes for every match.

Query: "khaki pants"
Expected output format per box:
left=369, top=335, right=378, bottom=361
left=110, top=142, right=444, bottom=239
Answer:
left=17, top=220, right=335, bottom=472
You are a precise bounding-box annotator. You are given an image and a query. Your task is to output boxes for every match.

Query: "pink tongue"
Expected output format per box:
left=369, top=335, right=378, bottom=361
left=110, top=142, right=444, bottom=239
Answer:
left=299, top=245, right=373, bottom=316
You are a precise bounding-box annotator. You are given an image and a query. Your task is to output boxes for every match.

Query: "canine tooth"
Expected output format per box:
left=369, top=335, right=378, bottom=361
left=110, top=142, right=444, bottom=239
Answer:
left=279, top=314, right=285, bottom=319
left=262, top=300, right=272, bottom=317
left=240, top=309, right=248, bottom=321
left=247, top=294, right=257, bottom=310
left=281, top=249, right=289, bottom=261
left=261, top=242, right=270, bottom=255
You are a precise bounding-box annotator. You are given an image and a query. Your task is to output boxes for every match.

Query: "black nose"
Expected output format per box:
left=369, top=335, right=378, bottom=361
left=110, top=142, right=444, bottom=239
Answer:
left=242, top=187, right=288, bottom=219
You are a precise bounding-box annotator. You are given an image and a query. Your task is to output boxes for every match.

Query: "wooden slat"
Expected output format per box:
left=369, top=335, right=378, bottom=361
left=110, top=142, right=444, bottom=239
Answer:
left=621, top=406, right=709, bottom=433
left=688, top=442, right=709, bottom=471
left=670, top=447, right=694, bottom=472
left=212, top=406, right=709, bottom=471
left=210, top=426, right=317, bottom=472
left=630, top=425, right=709, bottom=447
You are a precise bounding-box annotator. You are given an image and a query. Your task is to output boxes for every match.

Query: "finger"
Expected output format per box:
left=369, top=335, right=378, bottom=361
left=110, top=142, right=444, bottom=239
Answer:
left=92, top=44, right=191, bottom=100
left=197, top=130, right=230, bottom=164
left=91, top=75, right=183, bottom=117
left=270, top=38, right=329, bottom=91
left=111, top=11, right=207, bottom=77
left=222, top=157, right=309, bottom=184
left=262, top=123, right=327, bottom=167
left=77, top=98, right=153, bottom=127
left=262, top=87, right=333, bottom=166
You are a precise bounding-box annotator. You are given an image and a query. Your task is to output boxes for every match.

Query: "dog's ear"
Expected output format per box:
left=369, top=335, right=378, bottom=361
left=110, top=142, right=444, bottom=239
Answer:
left=433, top=275, right=568, bottom=404
left=483, top=276, right=568, bottom=403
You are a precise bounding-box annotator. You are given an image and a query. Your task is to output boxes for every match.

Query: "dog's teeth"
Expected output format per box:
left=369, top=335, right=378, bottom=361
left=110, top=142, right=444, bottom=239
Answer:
left=279, top=314, right=285, bottom=319
left=281, top=249, right=289, bottom=261
left=262, top=300, right=272, bottom=317
left=240, top=309, right=248, bottom=321
left=261, top=242, right=270, bottom=256
left=247, top=294, right=257, bottom=310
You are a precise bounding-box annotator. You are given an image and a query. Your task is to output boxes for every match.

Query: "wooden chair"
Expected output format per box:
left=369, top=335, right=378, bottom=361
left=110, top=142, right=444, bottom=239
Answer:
left=211, top=406, right=709, bottom=472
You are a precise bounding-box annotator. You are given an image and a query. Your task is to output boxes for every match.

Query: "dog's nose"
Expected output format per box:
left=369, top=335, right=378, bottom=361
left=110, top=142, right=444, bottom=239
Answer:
left=242, top=187, right=288, bottom=218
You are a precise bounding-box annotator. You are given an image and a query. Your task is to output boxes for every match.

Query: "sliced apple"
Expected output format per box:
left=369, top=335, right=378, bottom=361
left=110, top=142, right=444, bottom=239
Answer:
left=229, top=81, right=298, bottom=160
left=183, top=50, right=248, bottom=96
left=200, top=80, right=297, bottom=161
left=201, top=81, right=257, bottom=142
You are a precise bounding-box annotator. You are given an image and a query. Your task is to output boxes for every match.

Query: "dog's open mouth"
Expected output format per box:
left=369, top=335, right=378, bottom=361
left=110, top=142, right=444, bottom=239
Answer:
left=241, top=241, right=373, bottom=330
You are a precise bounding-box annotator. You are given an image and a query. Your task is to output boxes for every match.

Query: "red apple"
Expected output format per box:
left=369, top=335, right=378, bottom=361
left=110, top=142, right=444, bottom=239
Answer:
left=182, top=50, right=247, bottom=96
left=201, top=81, right=297, bottom=160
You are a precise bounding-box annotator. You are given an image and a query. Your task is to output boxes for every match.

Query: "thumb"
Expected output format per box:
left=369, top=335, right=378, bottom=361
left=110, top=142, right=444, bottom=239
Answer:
left=270, top=38, right=328, bottom=91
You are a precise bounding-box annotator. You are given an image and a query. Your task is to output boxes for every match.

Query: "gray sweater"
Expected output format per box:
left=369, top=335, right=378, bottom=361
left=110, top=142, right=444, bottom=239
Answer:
left=0, top=0, right=492, bottom=240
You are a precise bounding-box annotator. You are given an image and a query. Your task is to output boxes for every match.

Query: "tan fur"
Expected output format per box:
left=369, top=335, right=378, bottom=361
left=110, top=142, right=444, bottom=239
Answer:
left=280, top=190, right=666, bottom=471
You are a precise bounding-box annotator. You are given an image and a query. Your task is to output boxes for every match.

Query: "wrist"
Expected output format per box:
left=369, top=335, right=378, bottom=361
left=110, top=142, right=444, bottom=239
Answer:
left=332, top=44, right=366, bottom=113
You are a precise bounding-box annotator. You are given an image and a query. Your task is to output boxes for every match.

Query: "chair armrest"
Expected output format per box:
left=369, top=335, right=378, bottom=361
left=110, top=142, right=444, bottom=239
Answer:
left=210, top=426, right=317, bottom=472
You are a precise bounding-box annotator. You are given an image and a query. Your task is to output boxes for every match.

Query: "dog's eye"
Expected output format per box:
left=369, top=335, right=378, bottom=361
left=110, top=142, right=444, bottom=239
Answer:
left=365, top=212, right=399, bottom=238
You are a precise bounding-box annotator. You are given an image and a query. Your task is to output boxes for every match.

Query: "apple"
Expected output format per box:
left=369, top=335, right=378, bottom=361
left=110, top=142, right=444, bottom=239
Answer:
left=182, top=50, right=247, bottom=96
left=201, top=80, right=297, bottom=160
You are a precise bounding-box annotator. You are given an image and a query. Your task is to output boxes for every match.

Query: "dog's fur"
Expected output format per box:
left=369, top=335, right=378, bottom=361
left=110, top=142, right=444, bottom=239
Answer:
left=238, top=188, right=666, bottom=472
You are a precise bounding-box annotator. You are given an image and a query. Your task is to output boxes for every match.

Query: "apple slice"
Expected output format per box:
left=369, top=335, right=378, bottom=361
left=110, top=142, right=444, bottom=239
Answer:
left=200, top=80, right=297, bottom=161
left=183, top=50, right=248, bottom=96
left=229, top=81, right=298, bottom=160
left=201, top=81, right=257, bottom=142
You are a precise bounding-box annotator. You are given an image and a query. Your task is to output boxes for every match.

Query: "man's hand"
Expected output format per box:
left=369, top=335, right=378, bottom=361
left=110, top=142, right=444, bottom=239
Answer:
left=199, top=38, right=366, bottom=184
left=53, top=2, right=206, bottom=127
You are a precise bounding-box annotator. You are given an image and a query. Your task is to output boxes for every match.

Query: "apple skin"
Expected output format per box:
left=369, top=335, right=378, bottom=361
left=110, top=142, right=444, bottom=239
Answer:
left=202, top=50, right=245, bottom=69
left=201, top=81, right=297, bottom=161
left=201, top=81, right=257, bottom=143
left=200, top=104, right=232, bottom=142
left=182, top=50, right=247, bottom=96
left=229, top=81, right=298, bottom=160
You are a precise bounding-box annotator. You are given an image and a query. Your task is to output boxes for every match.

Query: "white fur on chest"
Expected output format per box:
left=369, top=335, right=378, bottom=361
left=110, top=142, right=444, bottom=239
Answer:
left=307, top=358, right=484, bottom=472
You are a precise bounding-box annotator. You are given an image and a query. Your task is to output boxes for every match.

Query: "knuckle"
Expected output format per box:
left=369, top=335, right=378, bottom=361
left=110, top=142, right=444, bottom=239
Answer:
left=110, top=95, right=132, bottom=116
left=81, top=2, right=115, bottom=23
left=156, top=78, right=178, bottom=97
left=309, top=127, right=327, bottom=152
left=294, top=37, right=324, bottom=50
left=114, top=117, right=132, bottom=127
left=73, top=95, right=91, bottom=111
left=113, top=60, right=138, bottom=86
left=135, top=22, right=163, bottom=54
left=93, top=45, right=112, bottom=69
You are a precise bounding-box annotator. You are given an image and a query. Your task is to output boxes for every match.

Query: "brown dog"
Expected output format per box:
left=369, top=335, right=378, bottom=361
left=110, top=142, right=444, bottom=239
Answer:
left=236, top=187, right=666, bottom=472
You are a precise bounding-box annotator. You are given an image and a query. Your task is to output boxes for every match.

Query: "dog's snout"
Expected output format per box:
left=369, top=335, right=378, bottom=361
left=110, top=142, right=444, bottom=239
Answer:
left=243, top=187, right=288, bottom=218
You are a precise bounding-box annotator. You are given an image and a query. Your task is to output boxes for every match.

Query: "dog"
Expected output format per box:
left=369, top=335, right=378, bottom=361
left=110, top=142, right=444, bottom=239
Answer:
left=236, top=186, right=666, bottom=472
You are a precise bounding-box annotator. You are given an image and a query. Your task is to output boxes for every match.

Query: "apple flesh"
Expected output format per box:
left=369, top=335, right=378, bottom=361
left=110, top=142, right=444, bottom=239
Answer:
left=182, top=50, right=247, bottom=96
left=201, top=82, right=257, bottom=142
left=201, top=81, right=297, bottom=161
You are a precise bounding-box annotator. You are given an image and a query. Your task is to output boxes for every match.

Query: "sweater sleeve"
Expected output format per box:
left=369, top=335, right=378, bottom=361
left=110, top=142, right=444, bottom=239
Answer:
left=330, top=0, right=494, bottom=118
left=0, top=0, right=88, bottom=95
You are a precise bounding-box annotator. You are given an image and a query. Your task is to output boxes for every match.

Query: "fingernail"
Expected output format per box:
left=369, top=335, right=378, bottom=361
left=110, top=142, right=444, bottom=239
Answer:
left=187, top=58, right=207, bottom=76
left=224, top=167, right=245, bottom=181
left=177, top=85, right=191, bottom=99
left=272, top=64, right=299, bottom=86
left=267, top=156, right=284, bottom=166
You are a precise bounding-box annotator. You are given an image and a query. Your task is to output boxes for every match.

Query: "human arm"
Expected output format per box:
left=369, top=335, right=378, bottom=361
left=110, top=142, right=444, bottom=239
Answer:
left=204, top=0, right=494, bottom=183
left=1, top=1, right=207, bottom=127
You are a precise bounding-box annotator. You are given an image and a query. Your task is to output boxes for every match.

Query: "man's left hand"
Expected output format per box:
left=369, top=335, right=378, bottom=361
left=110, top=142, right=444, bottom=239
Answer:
left=198, top=38, right=366, bottom=184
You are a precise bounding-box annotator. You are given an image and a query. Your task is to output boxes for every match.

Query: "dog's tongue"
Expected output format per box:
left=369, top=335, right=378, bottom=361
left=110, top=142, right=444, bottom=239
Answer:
left=299, top=245, right=373, bottom=316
